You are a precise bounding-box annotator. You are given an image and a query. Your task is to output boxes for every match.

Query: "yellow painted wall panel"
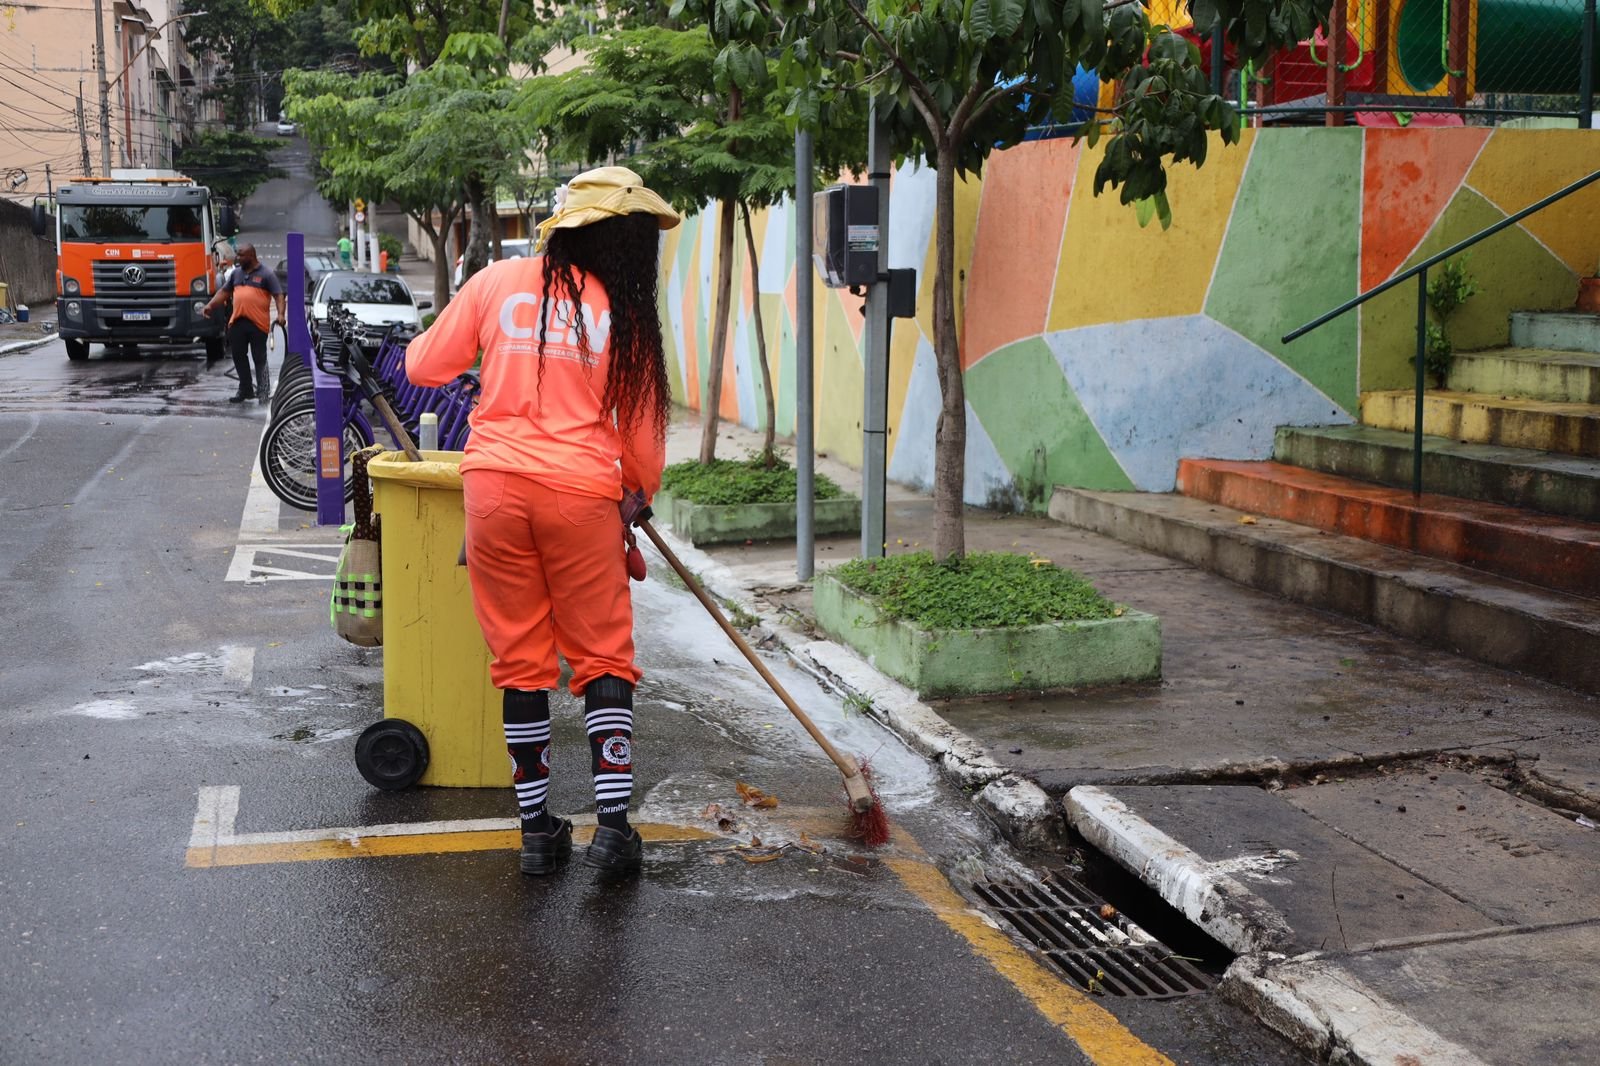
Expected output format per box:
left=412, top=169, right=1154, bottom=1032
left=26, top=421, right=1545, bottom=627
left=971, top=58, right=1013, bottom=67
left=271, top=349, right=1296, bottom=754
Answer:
left=1467, top=130, right=1600, bottom=277
left=1047, top=130, right=1256, bottom=332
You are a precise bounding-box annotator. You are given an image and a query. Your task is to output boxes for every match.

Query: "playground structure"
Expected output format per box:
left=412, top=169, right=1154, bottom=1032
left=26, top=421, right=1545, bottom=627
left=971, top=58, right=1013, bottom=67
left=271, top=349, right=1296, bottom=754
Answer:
left=1045, top=0, right=1600, bottom=130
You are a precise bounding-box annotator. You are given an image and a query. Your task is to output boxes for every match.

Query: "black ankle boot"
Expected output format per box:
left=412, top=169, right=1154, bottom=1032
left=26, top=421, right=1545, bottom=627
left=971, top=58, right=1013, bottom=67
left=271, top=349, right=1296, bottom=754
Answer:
left=520, top=816, right=573, bottom=876
left=585, top=824, right=642, bottom=876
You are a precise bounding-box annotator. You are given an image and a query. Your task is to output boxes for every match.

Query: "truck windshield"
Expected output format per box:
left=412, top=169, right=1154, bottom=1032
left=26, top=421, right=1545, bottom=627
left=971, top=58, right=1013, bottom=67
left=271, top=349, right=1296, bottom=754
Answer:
left=61, top=204, right=206, bottom=243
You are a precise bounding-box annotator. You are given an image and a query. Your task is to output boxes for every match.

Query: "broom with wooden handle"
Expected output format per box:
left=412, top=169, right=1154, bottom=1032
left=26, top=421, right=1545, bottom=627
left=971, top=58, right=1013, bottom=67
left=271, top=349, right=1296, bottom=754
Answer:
left=637, top=519, right=890, bottom=847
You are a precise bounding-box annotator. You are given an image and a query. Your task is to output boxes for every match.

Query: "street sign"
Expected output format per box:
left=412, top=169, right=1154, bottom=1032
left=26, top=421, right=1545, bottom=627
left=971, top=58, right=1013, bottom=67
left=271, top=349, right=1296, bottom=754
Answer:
left=354, top=211, right=366, bottom=223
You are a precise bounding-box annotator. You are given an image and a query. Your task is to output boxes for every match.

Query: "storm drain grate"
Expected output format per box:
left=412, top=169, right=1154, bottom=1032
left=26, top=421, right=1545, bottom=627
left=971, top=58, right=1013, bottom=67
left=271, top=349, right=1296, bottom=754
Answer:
left=972, top=873, right=1215, bottom=999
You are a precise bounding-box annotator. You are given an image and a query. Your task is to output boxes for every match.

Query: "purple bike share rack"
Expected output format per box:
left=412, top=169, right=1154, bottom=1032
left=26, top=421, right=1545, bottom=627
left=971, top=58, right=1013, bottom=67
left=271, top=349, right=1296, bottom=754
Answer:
left=285, top=232, right=347, bottom=526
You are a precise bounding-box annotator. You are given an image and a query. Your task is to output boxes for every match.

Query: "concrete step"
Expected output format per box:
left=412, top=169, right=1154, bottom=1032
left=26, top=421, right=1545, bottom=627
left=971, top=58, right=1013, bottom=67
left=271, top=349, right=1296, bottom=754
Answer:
left=1176, top=459, right=1600, bottom=597
left=1274, top=424, right=1600, bottom=520
left=1049, top=486, right=1600, bottom=693
left=1447, top=347, right=1600, bottom=404
left=1509, top=310, right=1600, bottom=354
left=1361, top=389, right=1600, bottom=457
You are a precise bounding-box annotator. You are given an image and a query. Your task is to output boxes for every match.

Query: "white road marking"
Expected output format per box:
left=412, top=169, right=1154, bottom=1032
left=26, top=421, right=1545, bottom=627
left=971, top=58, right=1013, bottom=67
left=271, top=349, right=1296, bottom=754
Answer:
left=221, top=645, right=256, bottom=687
left=238, top=424, right=281, bottom=536
left=225, top=543, right=343, bottom=582
left=72, top=423, right=151, bottom=507
left=190, top=785, right=242, bottom=848
left=0, top=412, right=40, bottom=463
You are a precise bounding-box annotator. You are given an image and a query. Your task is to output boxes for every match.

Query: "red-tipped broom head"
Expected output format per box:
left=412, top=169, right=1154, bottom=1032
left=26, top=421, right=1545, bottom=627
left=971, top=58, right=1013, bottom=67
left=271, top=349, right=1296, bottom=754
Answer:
left=845, top=757, right=891, bottom=848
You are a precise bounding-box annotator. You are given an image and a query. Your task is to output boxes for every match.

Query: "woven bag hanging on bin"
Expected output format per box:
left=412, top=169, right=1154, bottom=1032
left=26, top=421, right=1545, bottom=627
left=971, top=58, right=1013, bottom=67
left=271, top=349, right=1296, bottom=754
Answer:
left=330, top=447, right=384, bottom=646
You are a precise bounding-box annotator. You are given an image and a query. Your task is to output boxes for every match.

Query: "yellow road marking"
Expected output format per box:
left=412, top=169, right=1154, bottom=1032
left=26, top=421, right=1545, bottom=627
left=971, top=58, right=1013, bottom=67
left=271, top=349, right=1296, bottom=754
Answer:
left=883, top=853, right=1174, bottom=1066
left=184, top=792, right=1173, bottom=1063
left=186, top=823, right=716, bottom=868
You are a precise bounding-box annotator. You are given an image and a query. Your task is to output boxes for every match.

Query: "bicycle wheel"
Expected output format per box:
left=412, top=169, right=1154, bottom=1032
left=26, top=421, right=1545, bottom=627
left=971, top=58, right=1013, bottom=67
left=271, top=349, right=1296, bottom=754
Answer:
left=258, top=399, right=372, bottom=511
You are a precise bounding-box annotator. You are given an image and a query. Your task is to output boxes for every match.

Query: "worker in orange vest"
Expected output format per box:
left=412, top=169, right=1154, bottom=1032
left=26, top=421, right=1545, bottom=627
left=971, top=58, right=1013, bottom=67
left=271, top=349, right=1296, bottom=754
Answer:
left=405, top=167, right=678, bottom=877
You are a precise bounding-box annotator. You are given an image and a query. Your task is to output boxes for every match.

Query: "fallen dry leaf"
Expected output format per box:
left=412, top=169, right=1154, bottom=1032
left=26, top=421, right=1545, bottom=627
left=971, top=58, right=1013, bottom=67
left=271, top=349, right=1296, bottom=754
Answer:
left=736, top=780, right=780, bottom=808
left=1239, top=515, right=1258, bottom=525
left=736, top=851, right=784, bottom=864
left=749, top=835, right=763, bottom=848
left=1099, top=904, right=1118, bottom=920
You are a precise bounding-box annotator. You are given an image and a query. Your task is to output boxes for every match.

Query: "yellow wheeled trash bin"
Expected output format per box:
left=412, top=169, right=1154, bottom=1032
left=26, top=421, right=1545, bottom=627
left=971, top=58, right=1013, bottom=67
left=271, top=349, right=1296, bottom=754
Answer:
left=355, top=451, right=509, bottom=790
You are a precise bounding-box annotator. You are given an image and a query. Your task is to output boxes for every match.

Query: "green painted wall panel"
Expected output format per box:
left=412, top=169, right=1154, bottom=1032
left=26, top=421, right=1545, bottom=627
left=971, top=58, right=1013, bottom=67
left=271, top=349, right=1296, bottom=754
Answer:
left=966, top=337, right=1134, bottom=499
left=1205, top=128, right=1363, bottom=412
left=1360, top=188, right=1577, bottom=392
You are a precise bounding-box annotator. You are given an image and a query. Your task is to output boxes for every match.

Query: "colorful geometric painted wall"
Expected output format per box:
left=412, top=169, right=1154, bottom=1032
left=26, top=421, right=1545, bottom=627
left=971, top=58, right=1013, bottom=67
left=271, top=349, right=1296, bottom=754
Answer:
left=659, top=128, right=1600, bottom=504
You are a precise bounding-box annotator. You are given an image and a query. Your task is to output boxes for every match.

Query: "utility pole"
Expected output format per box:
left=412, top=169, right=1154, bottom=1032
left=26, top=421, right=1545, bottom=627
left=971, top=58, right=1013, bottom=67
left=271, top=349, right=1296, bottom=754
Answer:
left=93, top=0, right=112, bottom=173
left=860, top=101, right=891, bottom=560
left=76, top=82, right=92, bottom=176
left=794, top=129, right=816, bottom=580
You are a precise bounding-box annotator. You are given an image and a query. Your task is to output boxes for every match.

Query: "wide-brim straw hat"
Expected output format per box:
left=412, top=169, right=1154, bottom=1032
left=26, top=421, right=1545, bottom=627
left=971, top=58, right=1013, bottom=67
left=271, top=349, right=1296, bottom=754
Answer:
left=535, top=166, right=679, bottom=250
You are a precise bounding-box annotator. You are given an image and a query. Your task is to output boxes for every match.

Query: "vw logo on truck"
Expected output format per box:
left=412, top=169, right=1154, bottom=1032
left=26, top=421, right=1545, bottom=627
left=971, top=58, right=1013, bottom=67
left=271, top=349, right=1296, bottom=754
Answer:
left=122, top=265, right=146, bottom=286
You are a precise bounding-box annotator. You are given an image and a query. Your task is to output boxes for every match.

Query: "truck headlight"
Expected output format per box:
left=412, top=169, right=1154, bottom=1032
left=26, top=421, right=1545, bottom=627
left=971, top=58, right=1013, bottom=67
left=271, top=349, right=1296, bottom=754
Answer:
left=63, top=277, right=80, bottom=295
left=193, top=301, right=208, bottom=317
left=190, top=276, right=208, bottom=295
left=65, top=300, right=82, bottom=318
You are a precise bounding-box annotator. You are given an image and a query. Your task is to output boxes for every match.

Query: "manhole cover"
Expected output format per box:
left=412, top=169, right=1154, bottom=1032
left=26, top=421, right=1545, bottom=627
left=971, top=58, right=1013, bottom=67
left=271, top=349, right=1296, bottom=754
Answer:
left=973, top=873, right=1215, bottom=999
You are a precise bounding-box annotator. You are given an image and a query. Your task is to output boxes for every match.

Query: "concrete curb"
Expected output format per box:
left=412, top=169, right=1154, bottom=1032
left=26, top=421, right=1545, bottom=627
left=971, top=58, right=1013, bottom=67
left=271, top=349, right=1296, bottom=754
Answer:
left=647, top=527, right=1069, bottom=852
left=1222, top=957, right=1492, bottom=1066
left=1062, top=785, right=1296, bottom=955
left=0, top=334, right=55, bottom=357
left=1065, top=784, right=1496, bottom=1065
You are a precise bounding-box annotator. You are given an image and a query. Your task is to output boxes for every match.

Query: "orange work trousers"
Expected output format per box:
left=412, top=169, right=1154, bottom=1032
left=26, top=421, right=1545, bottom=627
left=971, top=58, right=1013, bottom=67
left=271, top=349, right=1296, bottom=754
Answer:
left=462, top=469, right=640, bottom=695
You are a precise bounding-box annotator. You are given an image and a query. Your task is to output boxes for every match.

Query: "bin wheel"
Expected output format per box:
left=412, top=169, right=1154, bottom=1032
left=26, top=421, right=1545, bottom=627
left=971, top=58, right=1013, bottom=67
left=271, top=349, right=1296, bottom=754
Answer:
left=355, top=719, right=429, bottom=790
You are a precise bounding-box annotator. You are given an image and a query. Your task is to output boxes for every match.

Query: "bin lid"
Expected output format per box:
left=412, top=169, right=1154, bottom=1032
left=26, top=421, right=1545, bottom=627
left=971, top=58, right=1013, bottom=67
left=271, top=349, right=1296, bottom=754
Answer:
left=366, top=450, right=465, bottom=490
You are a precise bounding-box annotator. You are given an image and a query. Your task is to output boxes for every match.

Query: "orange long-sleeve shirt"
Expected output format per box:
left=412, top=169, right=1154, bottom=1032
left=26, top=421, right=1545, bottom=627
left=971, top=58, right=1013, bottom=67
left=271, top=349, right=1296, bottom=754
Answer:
left=405, top=257, right=666, bottom=501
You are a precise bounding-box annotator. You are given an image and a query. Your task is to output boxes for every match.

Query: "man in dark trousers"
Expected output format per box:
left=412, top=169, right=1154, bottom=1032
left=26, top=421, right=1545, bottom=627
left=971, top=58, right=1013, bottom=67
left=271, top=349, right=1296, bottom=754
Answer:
left=202, top=242, right=286, bottom=403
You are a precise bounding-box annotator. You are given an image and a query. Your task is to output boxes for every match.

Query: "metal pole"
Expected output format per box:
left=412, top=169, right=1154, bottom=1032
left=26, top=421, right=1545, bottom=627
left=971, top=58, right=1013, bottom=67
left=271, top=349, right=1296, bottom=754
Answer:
left=1210, top=21, right=1224, bottom=97
left=794, top=128, right=816, bottom=581
left=1414, top=269, right=1428, bottom=498
left=861, top=102, right=891, bottom=560
left=1581, top=0, right=1596, bottom=125
left=93, top=0, right=112, bottom=174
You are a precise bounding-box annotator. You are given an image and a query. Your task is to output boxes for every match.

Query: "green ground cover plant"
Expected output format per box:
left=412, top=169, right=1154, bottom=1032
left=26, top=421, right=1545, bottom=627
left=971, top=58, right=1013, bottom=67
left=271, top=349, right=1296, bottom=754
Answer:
left=659, top=455, right=844, bottom=506
left=831, top=552, right=1119, bottom=630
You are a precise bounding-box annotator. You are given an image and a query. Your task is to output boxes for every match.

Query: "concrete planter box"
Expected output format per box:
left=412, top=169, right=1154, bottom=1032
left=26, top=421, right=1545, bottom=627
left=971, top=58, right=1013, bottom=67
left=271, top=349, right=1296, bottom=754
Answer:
left=813, top=572, right=1161, bottom=698
left=655, top=490, right=860, bottom=546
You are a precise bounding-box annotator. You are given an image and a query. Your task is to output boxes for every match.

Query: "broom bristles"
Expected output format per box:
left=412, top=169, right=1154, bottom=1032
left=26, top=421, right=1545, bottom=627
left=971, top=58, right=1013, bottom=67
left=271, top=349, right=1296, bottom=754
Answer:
left=846, top=757, right=892, bottom=848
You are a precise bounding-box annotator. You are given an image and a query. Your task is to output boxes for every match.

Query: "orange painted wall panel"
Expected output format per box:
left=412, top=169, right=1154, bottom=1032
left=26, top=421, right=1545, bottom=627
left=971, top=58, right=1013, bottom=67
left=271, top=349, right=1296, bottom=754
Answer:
left=962, top=138, right=1079, bottom=370
left=1360, top=127, right=1488, bottom=291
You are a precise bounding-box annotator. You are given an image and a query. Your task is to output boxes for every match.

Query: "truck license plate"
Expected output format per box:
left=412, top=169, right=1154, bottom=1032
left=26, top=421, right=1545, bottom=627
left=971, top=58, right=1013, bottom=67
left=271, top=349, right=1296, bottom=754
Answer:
left=122, top=311, right=152, bottom=322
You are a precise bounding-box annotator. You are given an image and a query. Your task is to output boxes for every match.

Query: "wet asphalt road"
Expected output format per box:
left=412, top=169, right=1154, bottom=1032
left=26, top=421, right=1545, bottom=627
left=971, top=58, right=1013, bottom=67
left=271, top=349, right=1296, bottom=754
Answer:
left=0, top=147, right=1307, bottom=1066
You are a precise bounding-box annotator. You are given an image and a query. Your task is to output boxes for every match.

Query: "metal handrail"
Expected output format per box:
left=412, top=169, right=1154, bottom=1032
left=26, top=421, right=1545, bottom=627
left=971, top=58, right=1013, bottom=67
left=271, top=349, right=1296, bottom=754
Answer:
left=1282, top=167, right=1600, bottom=497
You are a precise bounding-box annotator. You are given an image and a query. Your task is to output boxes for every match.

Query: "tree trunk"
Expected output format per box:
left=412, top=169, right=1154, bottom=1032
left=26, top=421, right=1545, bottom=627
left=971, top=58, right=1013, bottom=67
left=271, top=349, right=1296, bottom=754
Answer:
left=698, top=88, right=742, bottom=466
left=740, top=202, right=777, bottom=465
left=429, top=225, right=452, bottom=311
left=463, top=175, right=492, bottom=282
left=931, top=144, right=966, bottom=564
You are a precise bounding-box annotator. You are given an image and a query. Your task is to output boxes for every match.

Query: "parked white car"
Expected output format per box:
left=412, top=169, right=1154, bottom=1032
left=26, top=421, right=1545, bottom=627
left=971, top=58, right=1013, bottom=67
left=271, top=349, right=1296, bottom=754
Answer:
left=311, top=272, right=430, bottom=346
left=453, top=237, right=535, bottom=287
left=276, top=119, right=297, bottom=136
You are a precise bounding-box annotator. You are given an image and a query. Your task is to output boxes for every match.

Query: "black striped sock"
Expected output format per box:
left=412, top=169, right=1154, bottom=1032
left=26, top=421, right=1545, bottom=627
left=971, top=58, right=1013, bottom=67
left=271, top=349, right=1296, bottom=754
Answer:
left=585, top=676, right=634, bottom=832
left=504, top=688, right=553, bottom=835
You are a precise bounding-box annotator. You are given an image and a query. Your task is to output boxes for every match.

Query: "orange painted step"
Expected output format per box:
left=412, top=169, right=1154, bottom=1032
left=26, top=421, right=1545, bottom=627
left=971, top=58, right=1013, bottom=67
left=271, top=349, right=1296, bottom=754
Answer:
left=1176, top=459, right=1600, bottom=597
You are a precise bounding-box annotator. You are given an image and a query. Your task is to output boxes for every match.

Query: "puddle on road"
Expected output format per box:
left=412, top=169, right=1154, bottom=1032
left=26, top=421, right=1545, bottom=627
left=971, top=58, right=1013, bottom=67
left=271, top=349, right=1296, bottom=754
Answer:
left=66, top=698, right=142, bottom=720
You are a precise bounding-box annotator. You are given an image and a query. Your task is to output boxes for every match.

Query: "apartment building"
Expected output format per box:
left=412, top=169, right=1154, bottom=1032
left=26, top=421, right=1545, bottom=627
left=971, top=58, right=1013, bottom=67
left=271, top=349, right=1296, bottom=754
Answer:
left=0, top=0, right=217, bottom=202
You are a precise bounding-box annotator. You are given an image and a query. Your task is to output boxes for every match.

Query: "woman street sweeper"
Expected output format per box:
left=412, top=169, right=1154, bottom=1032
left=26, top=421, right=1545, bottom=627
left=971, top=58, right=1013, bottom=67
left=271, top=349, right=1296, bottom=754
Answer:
left=405, top=166, right=679, bottom=877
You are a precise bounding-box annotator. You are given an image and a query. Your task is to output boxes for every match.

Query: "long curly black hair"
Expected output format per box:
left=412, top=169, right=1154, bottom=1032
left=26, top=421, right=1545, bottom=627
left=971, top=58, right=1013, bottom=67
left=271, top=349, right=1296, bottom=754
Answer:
left=538, top=212, right=669, bottom=441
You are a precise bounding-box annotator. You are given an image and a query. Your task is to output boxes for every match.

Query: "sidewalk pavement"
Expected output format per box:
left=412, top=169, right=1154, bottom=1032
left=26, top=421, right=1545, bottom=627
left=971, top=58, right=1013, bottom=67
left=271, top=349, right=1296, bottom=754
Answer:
left=0, top=308, right=57, bottom=356
left=660, top=412, right=1600, bottom=1065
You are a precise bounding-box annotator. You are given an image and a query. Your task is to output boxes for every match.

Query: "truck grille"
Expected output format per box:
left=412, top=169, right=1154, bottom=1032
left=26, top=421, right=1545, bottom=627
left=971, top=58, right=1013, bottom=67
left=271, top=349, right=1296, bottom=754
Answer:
left=92, top=260, right=178, bottom=308
left=92, top=260, right=180, bottom=330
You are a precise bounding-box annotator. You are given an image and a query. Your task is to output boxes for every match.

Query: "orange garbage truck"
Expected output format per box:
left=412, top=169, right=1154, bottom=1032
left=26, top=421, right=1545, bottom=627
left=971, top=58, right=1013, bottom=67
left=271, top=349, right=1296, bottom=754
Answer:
left=33, top=173, right=238, bottom=362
